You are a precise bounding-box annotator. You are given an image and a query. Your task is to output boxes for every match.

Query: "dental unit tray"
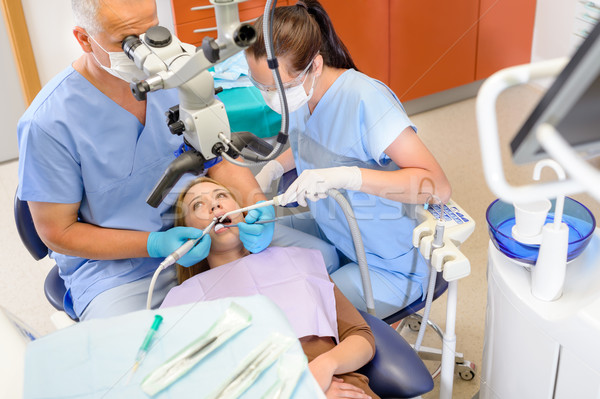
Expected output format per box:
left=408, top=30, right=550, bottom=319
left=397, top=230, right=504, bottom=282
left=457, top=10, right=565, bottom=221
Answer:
left=411, top=199, right=475, bottom=280
left=141, top=302, right=252, bottom=396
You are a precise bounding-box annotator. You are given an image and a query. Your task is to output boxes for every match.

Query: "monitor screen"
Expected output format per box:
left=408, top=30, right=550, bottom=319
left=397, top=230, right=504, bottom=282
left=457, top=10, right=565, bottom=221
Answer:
left=511, top=21, right=600, bottom=164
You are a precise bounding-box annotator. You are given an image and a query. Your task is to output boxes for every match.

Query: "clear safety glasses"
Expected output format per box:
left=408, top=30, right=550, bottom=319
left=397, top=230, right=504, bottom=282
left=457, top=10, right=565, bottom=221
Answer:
left=249, top=59, right=314, bottom=92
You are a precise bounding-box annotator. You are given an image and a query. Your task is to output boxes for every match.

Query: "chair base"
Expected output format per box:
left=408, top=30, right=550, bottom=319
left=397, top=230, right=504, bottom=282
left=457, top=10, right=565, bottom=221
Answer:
left=397, top=313, right=477, bottom=381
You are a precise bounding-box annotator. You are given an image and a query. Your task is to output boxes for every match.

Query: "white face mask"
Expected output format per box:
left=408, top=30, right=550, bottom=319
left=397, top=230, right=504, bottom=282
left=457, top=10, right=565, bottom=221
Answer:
left=89, top=35, right=147, bottom=83
left=261, top=72, right=316, bottom=114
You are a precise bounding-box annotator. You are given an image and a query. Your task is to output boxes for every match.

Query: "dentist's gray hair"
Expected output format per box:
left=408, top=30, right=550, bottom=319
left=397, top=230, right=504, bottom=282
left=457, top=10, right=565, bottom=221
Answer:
left=71, top=0, right=102, bottom=35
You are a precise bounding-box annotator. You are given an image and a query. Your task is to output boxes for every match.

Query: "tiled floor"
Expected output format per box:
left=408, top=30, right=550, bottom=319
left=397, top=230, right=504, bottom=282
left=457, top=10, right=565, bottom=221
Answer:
left=2, top=83, right=598, bottom=398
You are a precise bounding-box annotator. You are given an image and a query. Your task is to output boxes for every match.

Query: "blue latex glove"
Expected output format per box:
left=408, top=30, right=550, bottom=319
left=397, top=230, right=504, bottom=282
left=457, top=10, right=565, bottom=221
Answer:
left=238, top=201, right=275, bottom=253
left=147, top=227, right=212, bottom=267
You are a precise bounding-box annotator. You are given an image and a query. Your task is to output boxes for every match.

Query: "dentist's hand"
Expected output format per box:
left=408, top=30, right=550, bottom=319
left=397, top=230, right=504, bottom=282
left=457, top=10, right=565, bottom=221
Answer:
left=238, top=202, right=275, bottom=253
left=147, top=227, right=211, bottom=267
left=280, top=167, right=362, bottom=207
left=254, top=160, right=284, bottom=192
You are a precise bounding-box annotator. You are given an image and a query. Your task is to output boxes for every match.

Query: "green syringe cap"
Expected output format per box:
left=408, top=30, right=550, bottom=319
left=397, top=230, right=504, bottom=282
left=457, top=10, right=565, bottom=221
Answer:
left=151, top=314, right=163, bottom=330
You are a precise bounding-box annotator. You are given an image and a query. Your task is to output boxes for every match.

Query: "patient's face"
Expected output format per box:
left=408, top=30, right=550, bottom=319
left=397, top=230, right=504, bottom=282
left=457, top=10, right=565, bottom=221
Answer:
left=181, top=181, right=245, bottom=243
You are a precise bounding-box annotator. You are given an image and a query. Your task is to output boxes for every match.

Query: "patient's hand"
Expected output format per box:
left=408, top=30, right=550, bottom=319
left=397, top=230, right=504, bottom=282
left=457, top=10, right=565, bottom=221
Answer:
left=309, top=355, right=336, bottom=391
left=325, top=377, right=372, bottom=399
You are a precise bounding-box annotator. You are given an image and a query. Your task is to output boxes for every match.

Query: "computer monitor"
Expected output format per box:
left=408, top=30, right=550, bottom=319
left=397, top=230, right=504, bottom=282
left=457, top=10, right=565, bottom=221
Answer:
left=511, top=20, right=600, bottom=164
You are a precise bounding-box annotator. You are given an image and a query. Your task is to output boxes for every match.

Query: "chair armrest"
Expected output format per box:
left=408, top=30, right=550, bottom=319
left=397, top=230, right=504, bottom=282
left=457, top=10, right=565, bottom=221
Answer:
left=44, top=265, right=66, bottom=312
left=358, top=310, right=434, bottom=398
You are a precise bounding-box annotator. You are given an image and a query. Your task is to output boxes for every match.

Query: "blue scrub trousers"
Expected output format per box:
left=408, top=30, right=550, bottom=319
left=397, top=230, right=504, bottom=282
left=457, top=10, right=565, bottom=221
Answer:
left=79, top=267, right=178, bottom=321
left=277, top=213, right=426, bottom=319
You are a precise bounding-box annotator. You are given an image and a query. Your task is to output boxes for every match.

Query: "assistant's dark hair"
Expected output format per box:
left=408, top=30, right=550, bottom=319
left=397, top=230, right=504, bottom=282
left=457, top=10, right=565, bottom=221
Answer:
left=246, top=0, right=357, bottom=73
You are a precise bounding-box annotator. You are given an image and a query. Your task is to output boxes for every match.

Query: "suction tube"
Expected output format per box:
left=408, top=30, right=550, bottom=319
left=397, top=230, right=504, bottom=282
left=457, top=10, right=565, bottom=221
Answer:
left=220, top=0, right=289, bottom=167
left=415, top=199, right=445, bottom=351
left=326, top=189, right=376, bottom=315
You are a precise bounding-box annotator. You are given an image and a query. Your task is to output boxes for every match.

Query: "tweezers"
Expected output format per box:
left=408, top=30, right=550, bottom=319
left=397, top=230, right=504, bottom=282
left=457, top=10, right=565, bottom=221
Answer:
left=213, top=348, right=274, bottom=398
left=155, top=336, right=219, bottom=382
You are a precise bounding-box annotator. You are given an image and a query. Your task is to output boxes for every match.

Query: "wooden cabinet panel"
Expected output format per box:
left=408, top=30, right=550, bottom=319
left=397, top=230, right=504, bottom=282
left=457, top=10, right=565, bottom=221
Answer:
left=170, top=0, right=536, bottom=102
left=389, top=0, right=479, bottom=102
left=475, top=0, right=536, bottom=80
left=171, top=0, right=273, bottom=24
left=171, top=0, right=290, bottom=46
left=174, top=19, right=217, bottom=46
left=174, top=5, right=268, bottom=46
left=319, top=0, right=390, bottom=85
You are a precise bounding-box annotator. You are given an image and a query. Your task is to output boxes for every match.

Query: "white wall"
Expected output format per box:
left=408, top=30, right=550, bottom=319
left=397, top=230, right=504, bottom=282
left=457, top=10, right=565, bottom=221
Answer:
left=21, top=0, right=80, bottom=86
left=531, top=0, right=579, bottom=63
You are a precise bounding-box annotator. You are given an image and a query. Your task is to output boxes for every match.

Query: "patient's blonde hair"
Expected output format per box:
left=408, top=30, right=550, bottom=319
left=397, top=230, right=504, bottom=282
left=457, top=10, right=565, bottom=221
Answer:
left=174, top=177, right=240, bottom=284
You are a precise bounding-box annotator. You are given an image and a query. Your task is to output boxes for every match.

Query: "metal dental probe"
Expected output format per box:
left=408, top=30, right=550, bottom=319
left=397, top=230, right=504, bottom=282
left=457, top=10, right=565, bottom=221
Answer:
left=214, top=217, right=283, bottom=232
left=217, top=194, right=285, bottom=223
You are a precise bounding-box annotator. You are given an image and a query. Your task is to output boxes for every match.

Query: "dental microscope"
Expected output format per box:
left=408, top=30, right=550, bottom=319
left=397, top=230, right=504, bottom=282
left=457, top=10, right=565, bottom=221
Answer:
left=121, top=0, right=284, bottom=207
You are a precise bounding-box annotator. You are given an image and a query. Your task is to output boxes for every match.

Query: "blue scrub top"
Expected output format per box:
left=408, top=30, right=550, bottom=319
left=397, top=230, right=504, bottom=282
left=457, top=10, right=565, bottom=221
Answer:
left=17, top=67, right=195, bottom=318
left=288, top=69, right=428, bottom=284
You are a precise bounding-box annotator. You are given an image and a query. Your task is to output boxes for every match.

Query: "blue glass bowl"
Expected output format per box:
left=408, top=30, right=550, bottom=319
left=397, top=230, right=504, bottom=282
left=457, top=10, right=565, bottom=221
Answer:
left=486, top=197, right=596, bottom=265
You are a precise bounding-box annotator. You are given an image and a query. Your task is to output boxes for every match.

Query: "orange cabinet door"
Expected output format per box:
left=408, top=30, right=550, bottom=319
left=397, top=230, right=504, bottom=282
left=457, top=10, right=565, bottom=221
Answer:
left=389, top=0, right=479, bottom=102
left=171, top=0, right=290, bottom=46
left=475, top=0, right=536, bottom=80
left=319, top=0, right=390, bottom=85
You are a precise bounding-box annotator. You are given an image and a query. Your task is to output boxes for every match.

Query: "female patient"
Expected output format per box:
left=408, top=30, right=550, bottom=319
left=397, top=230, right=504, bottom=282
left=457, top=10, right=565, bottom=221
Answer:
left=161, top=177, right=379, bottom=399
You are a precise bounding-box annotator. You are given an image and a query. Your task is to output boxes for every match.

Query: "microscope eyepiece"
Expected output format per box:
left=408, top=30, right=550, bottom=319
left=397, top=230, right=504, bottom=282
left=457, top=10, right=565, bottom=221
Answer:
left=144, top=26, right=172, bottom=48
left=122, top=35, right=143, bottom=61
left=233, top=24, right=256, bottom=47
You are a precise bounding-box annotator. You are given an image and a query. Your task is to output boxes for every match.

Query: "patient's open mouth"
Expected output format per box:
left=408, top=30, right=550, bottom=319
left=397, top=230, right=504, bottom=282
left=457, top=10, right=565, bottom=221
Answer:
left=214, top=216, right=232, bottom=233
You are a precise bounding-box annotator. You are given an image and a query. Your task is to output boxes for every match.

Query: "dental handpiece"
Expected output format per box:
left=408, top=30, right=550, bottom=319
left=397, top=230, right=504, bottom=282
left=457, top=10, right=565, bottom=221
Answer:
left=159, top=220, right=217, bottom=270
left=217, top=194, right=284, bottom=222
left=214, top=217, right=282, bottom=232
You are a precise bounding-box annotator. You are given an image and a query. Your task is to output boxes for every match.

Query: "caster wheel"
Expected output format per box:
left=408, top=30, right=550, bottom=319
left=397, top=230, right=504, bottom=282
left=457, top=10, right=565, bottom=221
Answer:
left=407, top=319, right=421, bottom=332
left=456, top=361, right=476, bottom=381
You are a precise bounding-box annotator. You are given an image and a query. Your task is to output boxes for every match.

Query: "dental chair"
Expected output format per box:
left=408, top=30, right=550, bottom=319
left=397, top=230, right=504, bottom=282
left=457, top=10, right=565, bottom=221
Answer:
left=277, top=170, right=477, bottom=388
left=14, top=189, right=433, bottom=398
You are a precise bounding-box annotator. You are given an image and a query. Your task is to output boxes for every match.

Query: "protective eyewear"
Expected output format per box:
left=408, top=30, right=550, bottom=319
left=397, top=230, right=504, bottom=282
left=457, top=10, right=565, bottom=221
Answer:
left=249, top=59, right=314, bottom=92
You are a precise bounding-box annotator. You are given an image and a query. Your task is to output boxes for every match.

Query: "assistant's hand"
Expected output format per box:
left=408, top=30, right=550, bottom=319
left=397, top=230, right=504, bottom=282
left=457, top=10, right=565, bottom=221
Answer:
left=280, top=167, right=362, bottom=207
left=237, top=202, right=275, bottom=253
left=254, top=160, right=284, bottom=192
left=325, top=377, right=371, bottom=399
left=147, top=226, right=211, bottom=267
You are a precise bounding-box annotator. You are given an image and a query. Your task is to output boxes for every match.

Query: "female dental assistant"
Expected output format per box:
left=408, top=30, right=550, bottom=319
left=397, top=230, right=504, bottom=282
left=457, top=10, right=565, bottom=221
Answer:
left=246, top=0, right=451, bottom=318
